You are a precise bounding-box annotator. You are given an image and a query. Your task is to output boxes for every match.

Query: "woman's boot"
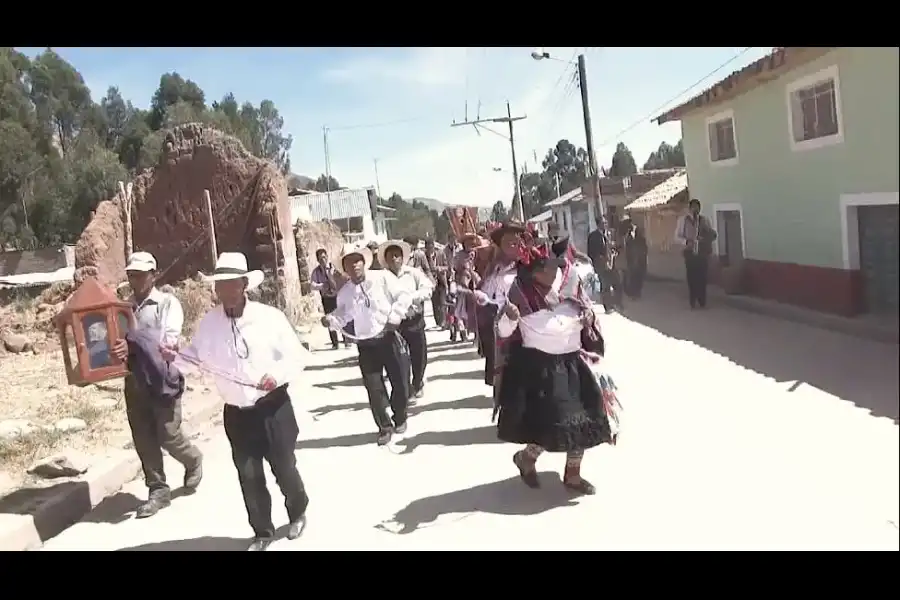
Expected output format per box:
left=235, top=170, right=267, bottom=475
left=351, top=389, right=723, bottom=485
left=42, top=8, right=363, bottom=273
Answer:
left=562, top=454, right=596, bottom=495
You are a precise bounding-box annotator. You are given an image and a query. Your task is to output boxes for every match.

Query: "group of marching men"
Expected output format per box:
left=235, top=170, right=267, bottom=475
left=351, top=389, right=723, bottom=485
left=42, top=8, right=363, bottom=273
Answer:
left=318, top=221, right=622, bottom=489
left=108, top=219, right=623, bottom=551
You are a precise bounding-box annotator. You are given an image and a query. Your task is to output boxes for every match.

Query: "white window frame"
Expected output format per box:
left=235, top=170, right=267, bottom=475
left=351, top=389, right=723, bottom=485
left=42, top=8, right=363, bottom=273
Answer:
left=785, top=64, right=844, bottom=153
left=839, top=192, right=899, bottom=270
left=705, top=109, right=739, bottom=167
left=710, top=202, right=746, bottom=260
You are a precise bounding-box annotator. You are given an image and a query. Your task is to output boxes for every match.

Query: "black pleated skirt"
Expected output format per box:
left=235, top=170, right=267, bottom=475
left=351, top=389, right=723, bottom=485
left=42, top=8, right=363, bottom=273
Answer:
left=496, top=345, right=613, bottom=453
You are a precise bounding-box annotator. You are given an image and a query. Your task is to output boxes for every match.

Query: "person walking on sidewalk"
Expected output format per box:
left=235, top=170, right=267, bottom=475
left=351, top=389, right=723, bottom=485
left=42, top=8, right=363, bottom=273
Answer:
left=379, top=240, right=434, bottom=402
left=674, top=198, right=717, bottom=309
left=162, top=252, right=311, bottom=552
left=310, top=248, right=349, bottom=349
left=322, top=245, right=413, bottom=446
left=110, top=252, right=203, bottom=520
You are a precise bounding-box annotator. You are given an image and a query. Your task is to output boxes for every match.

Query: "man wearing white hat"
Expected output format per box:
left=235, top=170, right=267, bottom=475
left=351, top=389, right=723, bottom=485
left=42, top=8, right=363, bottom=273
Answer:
left=110, top=251, right=203, bottom=519
left=161, top=252, right=310, bottom=551
left=378, top=239, right=434, bottom=401
left=322, top=244, right=413, bottom=446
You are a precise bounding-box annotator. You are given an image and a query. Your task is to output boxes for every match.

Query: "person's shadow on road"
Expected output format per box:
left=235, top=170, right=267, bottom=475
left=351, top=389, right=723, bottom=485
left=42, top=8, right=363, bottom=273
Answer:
left=376, top=474, right=577, bottom=535
left=117, top=536, right=249, bottom=551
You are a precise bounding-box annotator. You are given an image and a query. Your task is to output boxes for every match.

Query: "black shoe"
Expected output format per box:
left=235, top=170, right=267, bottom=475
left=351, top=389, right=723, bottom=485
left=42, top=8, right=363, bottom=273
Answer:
left=377, top=429, right=393, bottom=446
left=183, top=459, right=203, bottom=492
left=247, top=537, right=273, bottom=551
left=332, top=343, right=340, bottom=350
left=287, top=515, right=307, bottom=540
left=394, top=421, right=408, bottom=435
left=135, top=494, right=171, bottom=519
left=513, top=451, right=540, bottom=489
left=413, top=387, right=425, bottom=399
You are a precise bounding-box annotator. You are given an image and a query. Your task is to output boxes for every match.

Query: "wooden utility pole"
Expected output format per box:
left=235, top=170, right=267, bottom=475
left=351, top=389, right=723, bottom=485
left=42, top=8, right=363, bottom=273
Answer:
left=451, top=104, right=527, bottom=221
left=203, top=189, right=218, bottom=267
left=322, top=126, right=334, bottom=220
left=577, top=54, right=604, bottom=219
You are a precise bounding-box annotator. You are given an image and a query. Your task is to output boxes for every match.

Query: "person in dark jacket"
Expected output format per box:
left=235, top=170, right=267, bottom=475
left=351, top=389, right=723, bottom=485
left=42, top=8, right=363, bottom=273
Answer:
left=111, top=252, right=203, bottom=519
left=622, top=218, right=649, bottom=299
left=674, top=199, right=718, bottom=309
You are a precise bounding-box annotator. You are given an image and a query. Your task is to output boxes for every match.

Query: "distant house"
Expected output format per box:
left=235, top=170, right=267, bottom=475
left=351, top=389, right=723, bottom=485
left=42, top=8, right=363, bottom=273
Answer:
left=625, top=170, right=691, bottom=281
left=601, top=169, right=684, bottom=226
left=542, top=184, right=600, bottom=253
left=654, top=47, right=899, bottom=317
left=289, top=187, right=394, bottom=242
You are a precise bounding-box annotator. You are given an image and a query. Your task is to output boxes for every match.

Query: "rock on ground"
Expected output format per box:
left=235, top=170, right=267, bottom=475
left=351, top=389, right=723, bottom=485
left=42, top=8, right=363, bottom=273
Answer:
left=27, top=453, right=90, bottom=479
left=0, top=419, right=38, bottom=441
left=1, top=332, right=32, bottom=354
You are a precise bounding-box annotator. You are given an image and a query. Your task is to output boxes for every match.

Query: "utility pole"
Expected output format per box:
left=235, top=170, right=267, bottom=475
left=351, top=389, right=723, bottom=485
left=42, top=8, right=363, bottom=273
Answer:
left=577, top=54, right=604, bottom=220
left=322, top=126, right=334, bottom=220
left=373, top=158, right=382, bottom=199
left=451, top=104, right=527, bottom=221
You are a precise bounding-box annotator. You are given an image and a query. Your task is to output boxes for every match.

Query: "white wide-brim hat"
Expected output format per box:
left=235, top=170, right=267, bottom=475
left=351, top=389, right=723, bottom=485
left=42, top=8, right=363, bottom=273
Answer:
left=202, top=252, right=264, bottom=290
left=376, top=240, right=411, bottom=269
left=336, top=243, right=373, bottom=274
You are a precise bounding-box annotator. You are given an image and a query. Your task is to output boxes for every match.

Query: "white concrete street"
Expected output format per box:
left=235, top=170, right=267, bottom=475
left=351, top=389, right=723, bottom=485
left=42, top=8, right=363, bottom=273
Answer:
left=42, top=285, right=899, bottom=551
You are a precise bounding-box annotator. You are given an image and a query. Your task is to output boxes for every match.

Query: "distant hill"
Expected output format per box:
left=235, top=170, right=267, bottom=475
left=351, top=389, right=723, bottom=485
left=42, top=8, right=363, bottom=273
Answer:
left=406, top=197, right=446, bottom=213
left=286, top=173, right=314, bottom=190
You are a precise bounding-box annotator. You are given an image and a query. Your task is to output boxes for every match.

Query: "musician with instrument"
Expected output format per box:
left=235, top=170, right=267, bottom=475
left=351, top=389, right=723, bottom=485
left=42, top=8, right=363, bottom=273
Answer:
left=674, top=198, right=718, bottom=309
left=587, top=216, right=623, bottom=313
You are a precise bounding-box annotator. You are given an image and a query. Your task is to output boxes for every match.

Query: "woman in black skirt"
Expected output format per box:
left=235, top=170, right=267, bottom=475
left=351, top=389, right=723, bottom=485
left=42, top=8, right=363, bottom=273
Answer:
left=494, top=243, right=616, bottom=496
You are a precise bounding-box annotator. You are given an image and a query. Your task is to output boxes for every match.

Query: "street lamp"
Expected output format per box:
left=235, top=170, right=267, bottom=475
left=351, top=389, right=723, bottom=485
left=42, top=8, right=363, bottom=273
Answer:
left=531, top=49, right=605, bottom=220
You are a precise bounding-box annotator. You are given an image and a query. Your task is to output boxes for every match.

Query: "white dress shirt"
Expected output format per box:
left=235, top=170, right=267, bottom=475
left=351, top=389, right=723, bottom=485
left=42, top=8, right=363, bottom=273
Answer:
left=480, top=262, right=517, bottom=308
left=388, top=265, right=434, bottom=319
left=131, top=287, right=184, bottom=346
left=326, top=270, right=412, bottom=339
left=175, top=301, right=308, bottom=408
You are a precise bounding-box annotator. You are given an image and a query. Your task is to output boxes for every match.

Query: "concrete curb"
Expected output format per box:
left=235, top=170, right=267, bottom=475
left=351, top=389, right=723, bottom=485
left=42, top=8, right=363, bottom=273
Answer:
left=645, top=276, right=898, bottom=344
left=0, top=392, right=223, bottom=552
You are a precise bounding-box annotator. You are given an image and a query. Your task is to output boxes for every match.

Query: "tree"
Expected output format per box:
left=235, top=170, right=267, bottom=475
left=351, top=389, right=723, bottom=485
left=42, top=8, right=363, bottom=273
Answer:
left=489, top=200, right=508, bottom=222
left=309, top=174, right=341, bottom=192
left=608, top=142, right=637, bottom=177
left=149, top=72, right=206, bottom=131
left=642, top=139, right=685, bottom=170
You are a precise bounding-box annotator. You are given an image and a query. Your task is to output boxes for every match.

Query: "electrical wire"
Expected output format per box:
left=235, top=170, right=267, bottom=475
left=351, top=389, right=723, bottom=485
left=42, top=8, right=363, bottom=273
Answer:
left=596, top=47, right=754, bottom=148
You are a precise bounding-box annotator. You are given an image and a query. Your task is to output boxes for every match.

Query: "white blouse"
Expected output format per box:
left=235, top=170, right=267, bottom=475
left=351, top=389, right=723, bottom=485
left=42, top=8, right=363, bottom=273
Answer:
left=497, top=302, right=585, bottom=355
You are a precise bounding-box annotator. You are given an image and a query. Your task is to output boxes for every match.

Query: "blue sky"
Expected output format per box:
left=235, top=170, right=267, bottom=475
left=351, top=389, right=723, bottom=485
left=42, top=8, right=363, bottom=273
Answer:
left=22, top=47, right=770, bottom=207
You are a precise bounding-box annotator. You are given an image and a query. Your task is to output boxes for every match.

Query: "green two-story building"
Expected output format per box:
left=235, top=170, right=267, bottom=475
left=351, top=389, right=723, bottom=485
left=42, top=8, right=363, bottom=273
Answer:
left=655, top=47, right=899, bottom=317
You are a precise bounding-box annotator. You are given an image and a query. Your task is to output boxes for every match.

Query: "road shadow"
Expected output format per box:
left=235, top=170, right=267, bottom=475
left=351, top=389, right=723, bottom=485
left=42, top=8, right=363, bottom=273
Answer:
left=409, top=394, right=491, bottom=417
left=429, top=349, right=480, bottom=363
left=118, top=535, right=249, bottom=551
left=396, top=425, right=502, bottom=455
left=79, top=492, right=142, bottom=524
left=304, top=355, right=359, bottom=372
left=296, top=431, right=377, bottom=450
left=309, top=401, right=370, bottom=418
left=376, top=473, right=576, bottom=535
left=0, top=481, right=92, bottom=543
left=428, top=369, right=483, bottom=383
left=628, top=282, right=900, bottom=422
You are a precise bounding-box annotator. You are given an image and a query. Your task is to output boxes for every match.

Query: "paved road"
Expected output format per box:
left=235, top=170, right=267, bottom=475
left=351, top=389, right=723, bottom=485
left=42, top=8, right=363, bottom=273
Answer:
left=43, top=287, right=899, bottom=550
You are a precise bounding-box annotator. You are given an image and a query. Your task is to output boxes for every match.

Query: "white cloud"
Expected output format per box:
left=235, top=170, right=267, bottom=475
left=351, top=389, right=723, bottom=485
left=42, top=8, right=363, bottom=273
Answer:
left=322, top=47, right=469, bottom=88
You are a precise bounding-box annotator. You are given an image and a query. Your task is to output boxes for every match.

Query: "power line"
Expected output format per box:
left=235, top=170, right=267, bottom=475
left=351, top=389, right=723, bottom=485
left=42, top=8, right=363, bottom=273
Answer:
left=596, top=47, right=754, bottom=148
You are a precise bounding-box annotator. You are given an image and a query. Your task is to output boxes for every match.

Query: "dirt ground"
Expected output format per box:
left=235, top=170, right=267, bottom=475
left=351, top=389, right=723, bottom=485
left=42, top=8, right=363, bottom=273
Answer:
left=0, top=277, right=319, bottom=507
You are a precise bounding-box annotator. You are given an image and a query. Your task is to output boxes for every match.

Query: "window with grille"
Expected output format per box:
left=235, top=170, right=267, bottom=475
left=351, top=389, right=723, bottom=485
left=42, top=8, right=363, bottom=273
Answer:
left=790, top=78, right=839, bottom=143
left=708, top=116, right=737, bottom=162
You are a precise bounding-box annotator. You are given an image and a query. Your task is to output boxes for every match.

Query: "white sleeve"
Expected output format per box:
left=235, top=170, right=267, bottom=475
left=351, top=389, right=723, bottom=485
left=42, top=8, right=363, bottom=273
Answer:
left=496, top=313, right=518, bottom=338
left=673, top=216, right=687, bottom=244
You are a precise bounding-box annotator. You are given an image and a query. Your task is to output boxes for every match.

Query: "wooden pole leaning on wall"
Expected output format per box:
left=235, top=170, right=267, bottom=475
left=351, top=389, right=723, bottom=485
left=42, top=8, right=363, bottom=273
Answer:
left=203, top=189, right=218, bottom=268
left=118, top=181, right=135, bottom=259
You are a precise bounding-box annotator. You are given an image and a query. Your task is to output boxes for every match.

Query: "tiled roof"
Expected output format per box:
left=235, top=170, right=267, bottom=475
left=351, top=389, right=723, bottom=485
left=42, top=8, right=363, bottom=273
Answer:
left=654, top=47, right=836, bottom=125
left=290, top=188, right=373, bottom=222
left=624, top=171, right=689, bottom=212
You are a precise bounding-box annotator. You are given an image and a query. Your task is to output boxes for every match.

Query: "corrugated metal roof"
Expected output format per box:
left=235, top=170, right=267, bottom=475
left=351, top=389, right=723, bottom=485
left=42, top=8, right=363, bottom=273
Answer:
left=290, top=188, right=372, bottom=222
left=528, top=210, right=553, bottom=223
left=543, top=187, right=584, bottom=208
left=624, top=171, right=689, bottom=212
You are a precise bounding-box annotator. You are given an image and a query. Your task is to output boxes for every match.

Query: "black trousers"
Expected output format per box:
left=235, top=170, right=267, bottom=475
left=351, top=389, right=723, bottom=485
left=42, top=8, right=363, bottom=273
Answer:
left=624, top=263, right=646, bottom=298
left=358, top=332, right=411, bottom=431
left=400, top=314, right=428, bottom=392
left=599, top=267, right=624, bottom=310
left=477, top=305, right=498, bottom=386
left=321, top=295, right=344, bottom=346
left=124, top=375, right=201, bottom=496
left=684, top=252, right=709, bottom=307
left=223, top=386, right=309, bottom=539
left=431, top=284, right=447, bottom=328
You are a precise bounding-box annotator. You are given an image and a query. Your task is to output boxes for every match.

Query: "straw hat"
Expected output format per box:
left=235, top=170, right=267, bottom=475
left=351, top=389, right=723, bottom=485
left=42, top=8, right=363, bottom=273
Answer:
left=376, top=240, right=411, bottom=268
left=336, top=243, right=373, bottom=274
left=203, top=252, right=264, bottom=290
left=489, top=221, right=527, bottom=245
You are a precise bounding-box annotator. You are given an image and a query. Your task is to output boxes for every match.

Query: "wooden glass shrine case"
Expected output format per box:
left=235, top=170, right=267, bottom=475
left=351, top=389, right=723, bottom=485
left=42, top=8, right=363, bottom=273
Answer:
left=54, top=277, right=135, bottom=386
